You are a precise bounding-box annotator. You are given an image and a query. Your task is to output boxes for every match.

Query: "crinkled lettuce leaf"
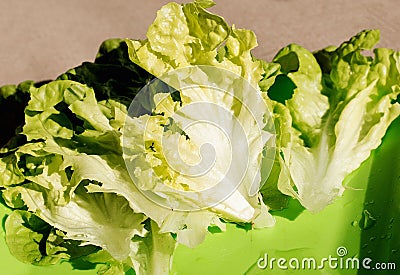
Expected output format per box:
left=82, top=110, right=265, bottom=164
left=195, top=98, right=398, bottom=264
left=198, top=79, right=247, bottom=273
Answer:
left=126, top=0, right=264, bottom=88
left=120, top=0, right=276, bottom=247
left=0, top=79, right=173, bottom=274
left=4, top=210, right=99, bottom=266
left=265, top=30, right=400, bottom=212
left=17, top=182, right=147, bottom=261
left=121, top=72, right=275, bottom=226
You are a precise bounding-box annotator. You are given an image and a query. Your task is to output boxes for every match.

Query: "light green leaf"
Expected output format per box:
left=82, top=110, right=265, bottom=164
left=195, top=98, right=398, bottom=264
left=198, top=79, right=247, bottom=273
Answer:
left=19, top=182, right=147, bottom=261
left=273, top=30, right=400, bottom=212
left=273, top=44, right=329, bottom=146
left=5, top=210, right=61, bottom=265
left=126, top=1, right=263, bottom=87
left=23, top=80, right=113, bottom=141
left=0, top=154, right=24, bottom=187
left=129, top=220, right=176, bottom=275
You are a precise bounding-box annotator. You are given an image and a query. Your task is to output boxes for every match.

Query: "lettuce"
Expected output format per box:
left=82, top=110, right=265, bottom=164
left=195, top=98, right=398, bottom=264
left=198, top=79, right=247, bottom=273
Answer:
left=0, top=79, right=181, bottom=274
left=5, top=210, right=99, bottom=266
left=0, top=1, right=399, bottom=274
left=122, top=0, right=277, bottom=245
left=2, top=81, right=144, bottom=259
left=1, top=2, right=276, bottom=273
left=263, top=30, right=400, bottom=212
left=120, top=66, right=275, bottom=231
left=126, top=1, right=264, bottom=88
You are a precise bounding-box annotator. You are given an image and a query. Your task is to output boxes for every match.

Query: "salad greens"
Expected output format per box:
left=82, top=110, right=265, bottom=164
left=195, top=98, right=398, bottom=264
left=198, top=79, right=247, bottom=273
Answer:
left=0, top=0, right=399, bottom=274
left=263, top=30, right=400, bottom=213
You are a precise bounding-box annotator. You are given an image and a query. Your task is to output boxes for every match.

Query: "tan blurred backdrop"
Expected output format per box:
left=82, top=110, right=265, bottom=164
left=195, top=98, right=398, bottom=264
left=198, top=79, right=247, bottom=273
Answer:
left=0, top=0, right=399, bottom=86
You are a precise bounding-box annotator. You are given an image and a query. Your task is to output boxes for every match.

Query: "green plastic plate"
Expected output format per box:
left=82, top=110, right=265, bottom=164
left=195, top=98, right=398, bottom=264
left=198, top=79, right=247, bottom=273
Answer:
left=1, top=118, right=399, bottom=274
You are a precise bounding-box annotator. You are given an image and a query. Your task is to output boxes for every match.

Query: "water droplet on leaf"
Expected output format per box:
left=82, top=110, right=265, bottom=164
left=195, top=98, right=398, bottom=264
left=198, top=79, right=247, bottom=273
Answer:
left=360, top=210, right=376, bottom=230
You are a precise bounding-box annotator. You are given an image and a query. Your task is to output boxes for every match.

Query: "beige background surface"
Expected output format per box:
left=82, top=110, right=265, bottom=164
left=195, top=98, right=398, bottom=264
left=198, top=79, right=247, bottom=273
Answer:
left=0, top=0, right=399, bottom=86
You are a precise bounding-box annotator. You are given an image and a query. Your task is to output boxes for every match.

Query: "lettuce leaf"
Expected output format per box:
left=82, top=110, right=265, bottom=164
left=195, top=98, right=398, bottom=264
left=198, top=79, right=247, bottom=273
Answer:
left=129, top=220, right=176, bottom=275
left=17, top=183, right=147, bottom=261
left=266, top=30, right=400, bottom=212
left=2, top=76, right=213, bottom=274
left=121, top=0, right=276, bottom=246
left=0, top=80, right=161, bottom=273
left=4, top=210, right=99, bottom=266
left=126, top=1, right=264, bottom=88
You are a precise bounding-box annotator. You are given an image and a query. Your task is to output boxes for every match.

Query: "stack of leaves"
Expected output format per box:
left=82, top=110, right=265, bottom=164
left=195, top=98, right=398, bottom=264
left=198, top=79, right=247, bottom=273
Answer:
left=1, top=1, right=399, bottom=274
